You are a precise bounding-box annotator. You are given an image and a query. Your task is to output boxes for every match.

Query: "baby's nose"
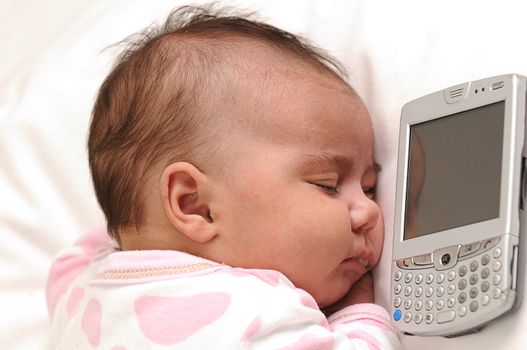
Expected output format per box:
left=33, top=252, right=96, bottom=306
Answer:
left=349, top=195, right=379, bottom=235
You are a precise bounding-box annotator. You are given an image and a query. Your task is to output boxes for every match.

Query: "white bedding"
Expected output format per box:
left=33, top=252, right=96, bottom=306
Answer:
left=2, top=0, right=527, bottom=348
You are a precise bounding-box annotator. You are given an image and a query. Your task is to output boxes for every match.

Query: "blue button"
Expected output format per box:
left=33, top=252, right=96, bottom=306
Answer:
left=393, top=309, right=402, bottom=321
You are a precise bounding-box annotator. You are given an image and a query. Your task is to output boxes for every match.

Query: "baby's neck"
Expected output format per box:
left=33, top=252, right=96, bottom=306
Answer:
left=118, top=225, right=194, bottom=252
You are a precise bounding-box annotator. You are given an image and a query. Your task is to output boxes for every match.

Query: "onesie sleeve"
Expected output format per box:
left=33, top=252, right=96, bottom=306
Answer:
left=242, top=282, right=402, bottom=350
left=45, top=229, right=114, bottom=319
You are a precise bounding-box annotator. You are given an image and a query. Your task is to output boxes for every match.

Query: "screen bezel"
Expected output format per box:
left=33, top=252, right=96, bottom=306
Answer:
left=392, top=75, right=524, bottom=260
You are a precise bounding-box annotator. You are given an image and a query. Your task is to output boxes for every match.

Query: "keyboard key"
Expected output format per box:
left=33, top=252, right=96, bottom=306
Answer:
left=493, top=261, right=502, bottom=272
left=426, top=273, right=434, bottom=284
left=447, top=270, right=456, bottom=281
left=394, top=271, right=402, bottom=281
left=425, top=313, right=434, bottom=324
left=493, top=274, right=502, bottom=285
left=481, top=281, right=490, bottom=293
left=437, top=310, right=456, bottom=324
left=393, top=309, right=402, bottom=321
left=394, top=296, right=402, bottom=308
left=405, top=272, right=413, bottom=283
left=458, top=279, right=467, bottom=290
left=481, top=254, right=490, bottom=266
left=470, top=300, right=479, bottom=312
left=459, top=305, right=467, bottom=317
left=458, top=292, right=467, bottom=304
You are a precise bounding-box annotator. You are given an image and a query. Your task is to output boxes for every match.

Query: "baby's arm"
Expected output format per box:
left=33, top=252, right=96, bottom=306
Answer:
left=240, top=271, right=401, bottom=349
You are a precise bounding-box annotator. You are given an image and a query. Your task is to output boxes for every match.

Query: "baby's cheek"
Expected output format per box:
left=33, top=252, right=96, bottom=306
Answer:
left=370, top=210, right=385, bottom=265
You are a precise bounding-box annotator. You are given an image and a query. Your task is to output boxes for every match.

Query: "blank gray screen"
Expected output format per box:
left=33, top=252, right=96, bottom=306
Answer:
left=404, top=101, right=505, bottom=240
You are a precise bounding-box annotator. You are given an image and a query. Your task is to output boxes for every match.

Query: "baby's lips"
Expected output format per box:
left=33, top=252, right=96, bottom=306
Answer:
left=348, top=251, right=377, bottom=270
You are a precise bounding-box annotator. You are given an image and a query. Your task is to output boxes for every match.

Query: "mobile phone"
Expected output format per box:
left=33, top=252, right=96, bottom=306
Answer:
left=391, top=74, right=526, bottom=337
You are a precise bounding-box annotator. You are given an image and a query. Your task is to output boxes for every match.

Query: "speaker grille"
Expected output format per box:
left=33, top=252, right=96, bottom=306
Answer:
left=449, top=88, right=464, bottom=98
left=444, top=82, right=470, bottom=104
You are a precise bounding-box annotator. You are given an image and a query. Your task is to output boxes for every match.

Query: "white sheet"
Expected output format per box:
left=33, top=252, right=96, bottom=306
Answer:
left=2, top=0, right=527, bottom=349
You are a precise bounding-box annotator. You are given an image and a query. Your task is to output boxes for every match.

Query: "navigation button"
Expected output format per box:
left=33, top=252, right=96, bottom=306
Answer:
left=482, top=237, right=500, bottom=250
left=459, top=242, right=481, bottom=258
left=413, top=253, right=433, bottom=265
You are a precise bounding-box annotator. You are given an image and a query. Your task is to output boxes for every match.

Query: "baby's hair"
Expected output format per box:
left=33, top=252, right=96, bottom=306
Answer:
left=88, top=4, right=348, bottom=241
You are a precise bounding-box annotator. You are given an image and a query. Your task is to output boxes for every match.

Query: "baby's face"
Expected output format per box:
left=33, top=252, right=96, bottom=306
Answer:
left=209, top=70, right=383, bottom=307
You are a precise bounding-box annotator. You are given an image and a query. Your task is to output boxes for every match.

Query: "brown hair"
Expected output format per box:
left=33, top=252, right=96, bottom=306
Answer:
left=88, top=4, right=348, bottom=240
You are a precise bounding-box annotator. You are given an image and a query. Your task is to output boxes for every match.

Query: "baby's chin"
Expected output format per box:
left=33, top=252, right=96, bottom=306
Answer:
left=312, top=276, right=355, bottom=308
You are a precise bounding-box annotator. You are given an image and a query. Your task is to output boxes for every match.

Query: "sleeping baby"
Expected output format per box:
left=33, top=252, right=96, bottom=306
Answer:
left=46, top=5, right=401, bottom=349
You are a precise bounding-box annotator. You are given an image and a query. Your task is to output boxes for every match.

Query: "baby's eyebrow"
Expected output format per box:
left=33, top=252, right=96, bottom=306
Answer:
left=295, top=152, right=381, bottom=173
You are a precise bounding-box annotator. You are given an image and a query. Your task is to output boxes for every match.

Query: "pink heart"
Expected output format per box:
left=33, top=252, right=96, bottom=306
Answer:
left=135, top=292, right=231, bottom=345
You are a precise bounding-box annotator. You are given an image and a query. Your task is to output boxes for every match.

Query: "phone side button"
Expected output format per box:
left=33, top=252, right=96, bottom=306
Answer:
left=436, top=310, right=456, bottom=324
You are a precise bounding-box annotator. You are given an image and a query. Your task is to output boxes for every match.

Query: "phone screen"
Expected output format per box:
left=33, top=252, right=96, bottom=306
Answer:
left=404, top=101, right=505, bottom=240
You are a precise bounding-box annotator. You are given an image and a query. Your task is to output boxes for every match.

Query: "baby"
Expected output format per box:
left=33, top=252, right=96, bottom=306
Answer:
left=47, top=5, right=401, bottom=349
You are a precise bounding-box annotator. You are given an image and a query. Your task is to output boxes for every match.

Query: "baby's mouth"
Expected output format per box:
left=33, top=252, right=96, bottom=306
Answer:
left=346, top=256, right=370, bottom=268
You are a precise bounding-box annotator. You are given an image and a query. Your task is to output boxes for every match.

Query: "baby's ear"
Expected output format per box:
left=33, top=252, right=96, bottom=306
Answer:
left=160, top=162, right=217, bottom=243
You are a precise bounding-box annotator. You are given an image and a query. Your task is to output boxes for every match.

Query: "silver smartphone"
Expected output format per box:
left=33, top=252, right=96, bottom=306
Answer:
left=390, top=74, right=526, bottom=337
